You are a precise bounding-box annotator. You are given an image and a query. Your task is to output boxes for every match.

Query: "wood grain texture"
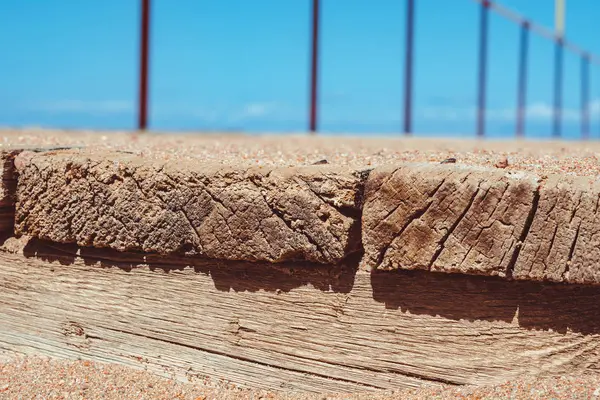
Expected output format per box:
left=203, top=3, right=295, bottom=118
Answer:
left=361, top=164, right=538, bottom=278
left=513, top=174, right=600, bottom=284
left=1, top=238, right=600, bottom=392
left=0, top=146, right=85, bottom=234
left=14, top=150, right=365, bottom=265
left=11, top=148, right=600, bottom=285
left=0, top=148, right=22, bottom=233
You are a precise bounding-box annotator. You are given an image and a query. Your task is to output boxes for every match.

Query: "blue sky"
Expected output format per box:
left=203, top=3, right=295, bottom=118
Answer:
left=0, top=0, right=598, bottom=138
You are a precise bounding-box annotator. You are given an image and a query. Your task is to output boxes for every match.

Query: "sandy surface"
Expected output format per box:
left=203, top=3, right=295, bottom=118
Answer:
left=2, top=128, right=600, bottom=177
left=2, top=353, right=600, bottom=400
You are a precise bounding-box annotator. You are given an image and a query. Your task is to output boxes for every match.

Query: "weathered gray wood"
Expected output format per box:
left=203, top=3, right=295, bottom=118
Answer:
left=1, top=238, right=600, bottom=392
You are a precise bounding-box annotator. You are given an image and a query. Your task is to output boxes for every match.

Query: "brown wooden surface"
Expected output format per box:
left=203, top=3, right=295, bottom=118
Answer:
left=1, top=238, right=600, bottom=392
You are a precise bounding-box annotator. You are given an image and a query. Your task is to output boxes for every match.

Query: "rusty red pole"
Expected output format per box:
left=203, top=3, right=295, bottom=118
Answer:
left=309, top=0, right=320, bottom=134
left=476, top=0, right=490, bottom=137
left=515, top=20, right=529, bottom=138
left=403, top=0, right=415, bottom=135
left=138, top=0, right=150, bottom=131
left=552, top=38, right=563, bottom=138
left=581, top=54, right=590, bottom=139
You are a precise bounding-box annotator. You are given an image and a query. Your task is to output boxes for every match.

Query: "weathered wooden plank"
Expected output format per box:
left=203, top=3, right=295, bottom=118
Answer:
left=361, top=163, right=538, bottom=276
left=14, top=150, right=365, bottom=264
left=361, top=163, right=600, bottom=286
left=0, top=146, right=85, bottom=233
left=0, top=315, right=368, bottom=392
left=1, top=238, right=600, bottom=392
left=0, top=147, right=26, bottom=233
left=513, top=174, right=600, bottom=284
left=14, top=150, right=600, bottom=285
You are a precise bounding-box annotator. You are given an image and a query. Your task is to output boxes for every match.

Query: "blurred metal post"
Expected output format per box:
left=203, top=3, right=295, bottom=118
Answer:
left=515, top=20, right=529, bottom=137
left=403, top=0, right=415, bottom=135
left=555, top=0, right=565, bottom=36
left=138, top=0, right=150, bottom=131
left=553, top=39, right=563, bottom=138
left=309, top=0, right=320, bottom=134
left=552, top=0, right=564, bottom=138
left=476, top=0, right=490, bottom=137
left=581, top=54, right=590, bottom=139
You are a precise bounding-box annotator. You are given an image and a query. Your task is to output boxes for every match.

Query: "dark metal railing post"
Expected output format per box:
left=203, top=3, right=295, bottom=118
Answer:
left=309, top=0, right=320, bottom=134
left=476, top=0, right=490, bottom=137
left=403, top=0, right=415, bottom=135
left=552, top=38, right=563, bottom=138
left=138, top=0, right=150, bottom=131
left=581, top=54, right=590, bottom=139
left=515, top=20, right=529, bottom=138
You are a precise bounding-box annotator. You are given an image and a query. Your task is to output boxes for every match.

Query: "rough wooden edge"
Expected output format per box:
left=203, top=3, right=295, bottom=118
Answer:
left=4, top=149, right=600, bottom=285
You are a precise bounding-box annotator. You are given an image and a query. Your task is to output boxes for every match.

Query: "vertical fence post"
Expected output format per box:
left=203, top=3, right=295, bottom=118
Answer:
left=552, top=38, right=563, bottom=138
left=309, top=0, right=320, bottom=134
left=138, top=0, right=150, bottom=131
left=476, top=0, right=490, bottom=137
left=403, top=0, right=415, bottom=135
left=515, top=20, right=529, bottom=138
left=581, top=54, right=590, bottom=139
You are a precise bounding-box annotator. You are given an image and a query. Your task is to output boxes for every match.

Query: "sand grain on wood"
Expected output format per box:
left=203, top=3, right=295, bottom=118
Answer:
left=4, top=128, right=600, bottom=176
